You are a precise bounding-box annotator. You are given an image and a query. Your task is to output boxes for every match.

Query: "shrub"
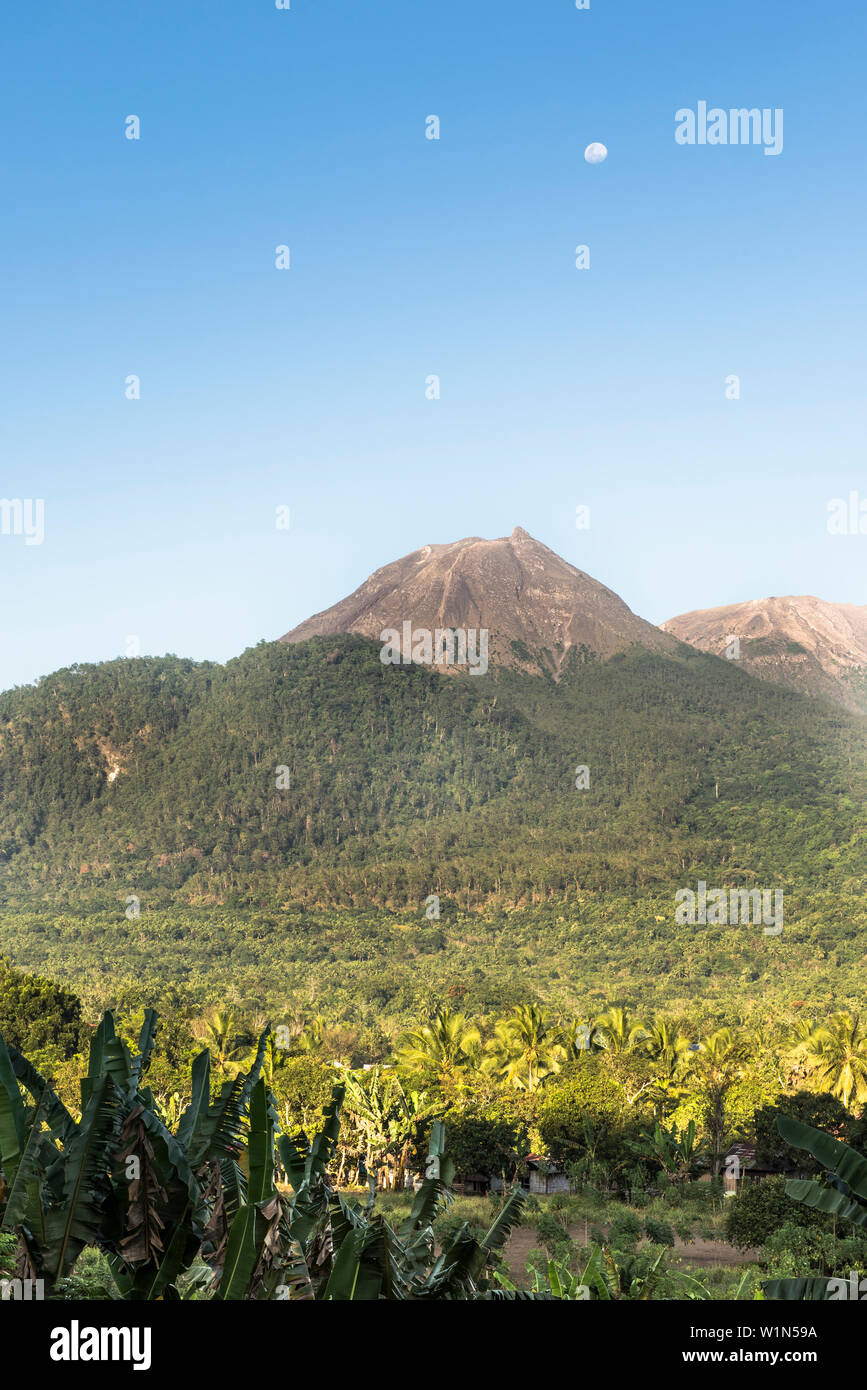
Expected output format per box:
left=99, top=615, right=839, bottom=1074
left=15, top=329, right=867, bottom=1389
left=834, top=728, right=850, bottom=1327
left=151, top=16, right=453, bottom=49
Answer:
left=725, top=1176, right=826, bottom=1251
left=762, top=1222, right=867, bottom=1280
left=644, top=1216, right=675, bottom=1246
left=536, top=1209, right=570, bottom=1256
left=0, top=1232, right=17, bottom=1276
left=608, top=1210, right=642, bottom=1252
left=434, top=1213, right=487, bottom=1249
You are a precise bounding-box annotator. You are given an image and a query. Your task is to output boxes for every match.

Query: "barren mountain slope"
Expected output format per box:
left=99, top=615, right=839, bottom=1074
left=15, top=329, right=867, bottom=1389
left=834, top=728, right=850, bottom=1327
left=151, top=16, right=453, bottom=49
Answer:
left=662, top=595, right=867, bottom=711
left=281, top=527, right=676, bottom=675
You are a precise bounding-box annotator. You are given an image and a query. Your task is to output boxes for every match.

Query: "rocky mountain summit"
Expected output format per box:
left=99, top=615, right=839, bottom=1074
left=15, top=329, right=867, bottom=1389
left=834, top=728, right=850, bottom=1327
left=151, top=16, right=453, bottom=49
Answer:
left=662, top=595, right=867, bottom=711
left=281, top=528, right=676, bottom=675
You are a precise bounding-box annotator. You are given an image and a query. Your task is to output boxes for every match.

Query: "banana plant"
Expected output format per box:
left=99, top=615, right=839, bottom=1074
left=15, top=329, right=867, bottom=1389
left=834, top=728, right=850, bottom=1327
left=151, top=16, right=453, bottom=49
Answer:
left=0, top=1027, right=104, bottom=1285
left=765, top=1112, right=867, bottom=1301
left=493, top=1258, right=578, bottom=1299
left=290, top=1115, right=527, bottom=1300
left=214, top=1079, right=302, bottom=1300
left=0, top=1008, right=271, bottom=1299
left=633, top=1118, right=708, bottom=1187
left=2, top=1009, right=527, bottom=1301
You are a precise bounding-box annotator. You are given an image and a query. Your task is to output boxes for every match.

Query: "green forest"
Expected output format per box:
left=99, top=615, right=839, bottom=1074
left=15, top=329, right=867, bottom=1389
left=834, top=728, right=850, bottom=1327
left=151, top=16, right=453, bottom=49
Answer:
left=0, top=636, right=864, bottom=913
left=0, top=636, right=865, bottom=1302
left=0, top=635, right=863, bottom=1023
left=2, top=961, right=867, bottom=1301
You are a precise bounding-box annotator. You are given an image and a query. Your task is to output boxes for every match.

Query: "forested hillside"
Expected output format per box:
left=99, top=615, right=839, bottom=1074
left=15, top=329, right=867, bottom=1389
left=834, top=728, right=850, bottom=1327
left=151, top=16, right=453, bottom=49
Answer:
left=0, top=635, right=863, bottom=914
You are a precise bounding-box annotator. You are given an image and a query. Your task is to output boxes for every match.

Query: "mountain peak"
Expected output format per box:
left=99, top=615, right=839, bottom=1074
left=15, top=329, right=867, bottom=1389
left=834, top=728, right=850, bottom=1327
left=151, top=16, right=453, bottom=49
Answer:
left=281, top=530, right=675, bottom=676
left=663, top=594, right=867, bottom=711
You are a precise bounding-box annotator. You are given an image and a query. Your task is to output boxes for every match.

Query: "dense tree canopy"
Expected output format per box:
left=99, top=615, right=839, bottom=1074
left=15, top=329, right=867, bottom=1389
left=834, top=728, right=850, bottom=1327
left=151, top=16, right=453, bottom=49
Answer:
left=0, top=636, right=863, bottom=914
left=0, top=954, right=85, bottom=1057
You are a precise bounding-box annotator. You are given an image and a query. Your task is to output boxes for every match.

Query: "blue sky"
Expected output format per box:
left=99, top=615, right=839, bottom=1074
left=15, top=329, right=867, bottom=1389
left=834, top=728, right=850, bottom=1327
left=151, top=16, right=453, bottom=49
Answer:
left=1, top=0, right=864, bottom=689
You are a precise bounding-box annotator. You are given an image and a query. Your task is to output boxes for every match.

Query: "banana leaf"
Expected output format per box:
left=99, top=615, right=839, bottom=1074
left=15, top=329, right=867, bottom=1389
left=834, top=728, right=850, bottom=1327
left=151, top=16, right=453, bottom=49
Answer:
left=400, top=1120, right=454, bottom=1240
left=0, top=1087, right=51, bottom=1232
left=418, top=1225, right=487, bottom=1298
left=480, top=1186, right=525, bottom=1252
left=131, top=1009, right=159, bottom=1089
left=0, top=1031, right=26, bottom=1186
left=82, top=1013, right=132, bottom=1107
left=246, top=1080, right=276, bottom=1205
left=108, top=1101, right=207, bottom=1299
left=42, top=1073, right=121, bottom=1282
left=211, top=1201, right=267, bottom=1300
left=321, top=1224, right=364, bottom=1300
left=778, top=1113, right=867, bottom=1202
left=783, top=1177, right=867, bottom=1227
left=6, top=1048, right=77, bottom=1145
left=176, top=1049, right=211, bottom=1153
left=765, top=1276, right=835, bottom=1300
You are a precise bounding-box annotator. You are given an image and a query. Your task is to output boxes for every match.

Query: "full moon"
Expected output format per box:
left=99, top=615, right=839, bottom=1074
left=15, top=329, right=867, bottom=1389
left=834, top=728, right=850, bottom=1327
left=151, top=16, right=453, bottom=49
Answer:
left=584, top=142, right=608, bottom=164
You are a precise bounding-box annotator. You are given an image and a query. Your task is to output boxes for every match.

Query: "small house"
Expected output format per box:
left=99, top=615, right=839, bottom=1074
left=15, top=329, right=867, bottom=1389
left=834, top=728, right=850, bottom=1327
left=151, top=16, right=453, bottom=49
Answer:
left=525, top=1155, right=571, bottom=1196
left=453, top=1173, right=491, bottom=1196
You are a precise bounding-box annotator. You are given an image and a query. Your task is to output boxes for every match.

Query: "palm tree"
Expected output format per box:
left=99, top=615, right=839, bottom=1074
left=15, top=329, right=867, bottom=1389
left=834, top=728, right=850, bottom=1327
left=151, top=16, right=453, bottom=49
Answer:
left=641, top=1017, right=692, bottom=1078
left=483, top=1005, right=564, bottom=1093
left=559, top=1017, right=602, bottom=1060
left=395, top=1009, right=481, bottom=1091
left=683, top=1028, right=746, bottom=1175
left=592, top=1007, right=649, bottom=1055
left=297, top=1014, right=326, bottom=1053
left=192, top=1006, right=245, bottom=1076
left=780, top=1015, right=820, bottom=1090
left=799, top=1013, right=867, bottom=1111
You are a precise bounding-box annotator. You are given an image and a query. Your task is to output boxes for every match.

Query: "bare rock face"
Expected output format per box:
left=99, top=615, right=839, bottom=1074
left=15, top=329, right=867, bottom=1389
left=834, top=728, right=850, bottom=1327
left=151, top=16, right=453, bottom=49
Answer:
left=280, top=527, right=676, bottom=675
left=662, top=596, right=867, bottom=711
